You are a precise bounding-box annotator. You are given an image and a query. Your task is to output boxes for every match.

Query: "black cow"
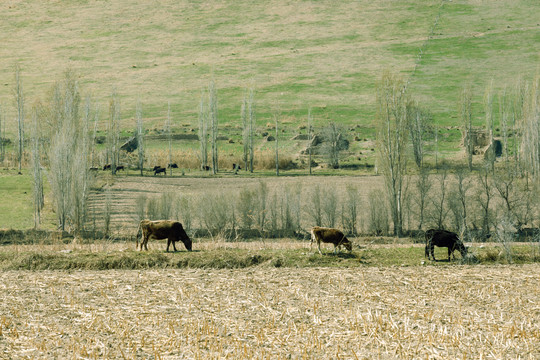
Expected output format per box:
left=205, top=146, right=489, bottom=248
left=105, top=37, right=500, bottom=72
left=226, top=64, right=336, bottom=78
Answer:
left=425, top=229, right=468, bottom=261
left=168, top=163, right=178, bottom=169
left=202, top=165, right=210, bottom=171
left=154, top=166, right=166, bottom=176
left=116, top=165, right=125, bottom=171
left=103, top=164, right=111, bottom=171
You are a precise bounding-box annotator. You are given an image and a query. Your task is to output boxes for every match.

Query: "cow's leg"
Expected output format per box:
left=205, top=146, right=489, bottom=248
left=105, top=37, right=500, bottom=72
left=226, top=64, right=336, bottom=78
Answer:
left=318, top=239, right=323, bottom=255
left=166, top=238, right=172, bottom=252
left=172, top=239, right=178, bottom=252
left=448, top=247, right=452, bottom=261
left=430, top=243, right=435, bottom=261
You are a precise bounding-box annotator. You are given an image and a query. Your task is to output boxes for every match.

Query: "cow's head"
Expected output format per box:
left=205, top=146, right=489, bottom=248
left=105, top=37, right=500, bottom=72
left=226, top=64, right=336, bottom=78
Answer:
left=456, top=240, right=467, bottom=257
left=177, top=223, right=192, bottom=251
left=343, top=241, right=353, bottom=252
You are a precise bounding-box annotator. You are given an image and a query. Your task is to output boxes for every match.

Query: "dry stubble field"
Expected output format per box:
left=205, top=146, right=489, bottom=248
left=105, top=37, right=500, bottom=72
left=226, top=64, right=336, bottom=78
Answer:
left=1, top=265, right=539, bottom=359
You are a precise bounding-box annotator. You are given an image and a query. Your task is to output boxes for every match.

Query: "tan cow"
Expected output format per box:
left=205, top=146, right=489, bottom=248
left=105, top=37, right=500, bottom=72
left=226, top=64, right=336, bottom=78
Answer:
left=310, top=226, right=352, bottom=255
left=136, top=220, right=192, bottom=252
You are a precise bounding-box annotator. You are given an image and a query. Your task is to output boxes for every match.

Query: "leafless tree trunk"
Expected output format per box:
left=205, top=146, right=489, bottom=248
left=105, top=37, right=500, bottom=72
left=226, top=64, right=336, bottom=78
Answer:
left=307, top=107, right=313, bottom=175
left=90, top=105, right=99, bottom=168
left=407, top=101, right=429, bottom=169
left=484, top=81, right=495, bottom=171
left=475, top=164, right=494, bottom=239
left=453, top=167, right=472, bottom=239
left=429, top=168, right=449, bottom=230
left=14, top=64, right=25, bottom=174
left=343, top=185, right=359, bottom=236
left=323, top=122, right=342, bottom=169
left=166, top=102, right=172, bottom=176
left=136, top=100, right=144, bottom=176
left=460, top=85, right=474, bottom=171
left=0, top=104, right=5, bottom=163
left=241, top=88, right=255, bottom=172
left=241, top=93, right=248, bottom=170
left=198, top=90, right=208, bottom=171
left=414, top=168, right=432, bottom=230
left=520, top=76, right=539, bottom=181
left=209, top=80, right=218, bottom=174
left=274, top=105, right=280, bottom=176
left=376, top=72, right=409, bottom=237
left=45, top=70, right=91, bottom=233
left=30, top=106, right=43, bottom=228
left=306, top=185, right=322, bottom=226
left=107, top=90, right=120, bottom=175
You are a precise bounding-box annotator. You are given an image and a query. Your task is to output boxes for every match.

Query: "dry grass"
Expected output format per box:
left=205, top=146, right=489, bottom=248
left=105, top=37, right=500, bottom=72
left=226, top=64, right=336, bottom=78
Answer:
left=0, top=265, right=538, bottom=358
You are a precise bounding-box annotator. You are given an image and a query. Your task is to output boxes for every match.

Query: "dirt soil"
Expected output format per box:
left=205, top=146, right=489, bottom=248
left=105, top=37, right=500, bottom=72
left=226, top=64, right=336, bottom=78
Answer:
left=1, top=265, right=538, bottom=359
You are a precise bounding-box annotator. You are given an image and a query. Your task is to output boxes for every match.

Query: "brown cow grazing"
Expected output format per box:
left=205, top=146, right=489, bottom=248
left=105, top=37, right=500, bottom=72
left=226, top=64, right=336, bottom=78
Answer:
left=425, top=229, right=468, bottom=261
left=310, top=226, right=352, bottom=255
left=136, top=220, right=192, bottom=252
left=154, top=166, right=166, bottom=176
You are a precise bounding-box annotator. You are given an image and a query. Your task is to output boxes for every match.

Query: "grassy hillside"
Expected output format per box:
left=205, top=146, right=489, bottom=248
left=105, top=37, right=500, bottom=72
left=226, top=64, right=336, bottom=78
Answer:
left=0, top=0, right=538, bottom=135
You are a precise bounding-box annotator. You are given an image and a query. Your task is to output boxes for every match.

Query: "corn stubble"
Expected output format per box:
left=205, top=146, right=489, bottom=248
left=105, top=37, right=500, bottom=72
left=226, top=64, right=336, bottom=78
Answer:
left=0, top=266, right=538, bottom=359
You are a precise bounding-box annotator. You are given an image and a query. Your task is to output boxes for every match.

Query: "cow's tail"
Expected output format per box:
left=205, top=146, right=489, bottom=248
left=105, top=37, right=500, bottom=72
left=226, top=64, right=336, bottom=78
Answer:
left=135, top=222, right=142, bottom=250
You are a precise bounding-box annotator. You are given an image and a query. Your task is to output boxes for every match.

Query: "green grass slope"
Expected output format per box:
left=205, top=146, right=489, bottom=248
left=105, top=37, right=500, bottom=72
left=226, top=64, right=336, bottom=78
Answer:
left=1, top=0, right=537, bottom=133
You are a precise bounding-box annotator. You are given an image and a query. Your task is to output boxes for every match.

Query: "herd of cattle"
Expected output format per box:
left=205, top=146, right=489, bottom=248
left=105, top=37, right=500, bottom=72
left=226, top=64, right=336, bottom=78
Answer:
left=136, top=220, right=469, bottom=261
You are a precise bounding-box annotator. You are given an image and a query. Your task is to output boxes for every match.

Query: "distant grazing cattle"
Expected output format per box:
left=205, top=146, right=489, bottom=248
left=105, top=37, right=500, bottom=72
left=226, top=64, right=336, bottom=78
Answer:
left=310, top=226, right=352, bottom=255
left=103, top=164, right=111, bottom=171
left=168, top=163, right=178, bottom=169
left=89, top=167, right=99, bottom=172
left=202, top=165, right=210, bottom=171
left=136, top=220, right=192, bottom=252
left=154, top=166, right=166, bottom=176
left=232, top=163, right=242, bottom=170
left=116, top=165, right=125, bottom=171
left=425, top=229, right=468, bottom=261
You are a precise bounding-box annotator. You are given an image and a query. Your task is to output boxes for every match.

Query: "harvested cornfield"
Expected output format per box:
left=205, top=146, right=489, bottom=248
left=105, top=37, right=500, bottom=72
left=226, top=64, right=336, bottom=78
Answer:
left=1, top=265, right=539, bottom=359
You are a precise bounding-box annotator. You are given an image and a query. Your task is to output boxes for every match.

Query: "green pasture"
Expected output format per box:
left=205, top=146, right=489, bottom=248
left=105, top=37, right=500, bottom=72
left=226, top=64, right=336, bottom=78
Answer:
left=0, top=0, right=537, bottom=144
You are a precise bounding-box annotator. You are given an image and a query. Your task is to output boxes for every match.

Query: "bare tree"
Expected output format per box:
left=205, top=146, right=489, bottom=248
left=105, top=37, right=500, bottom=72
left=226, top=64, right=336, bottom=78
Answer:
left=460, top=84, right=474, bottom=171
left=307, top=107, right=313, bottom=175
left=241, top=87, right=255, bottom=172
left=474, top=164, right=494, bottom=239
left=209, top=80, right=218, bottom=174
left=306, top=185, right=322, bottom=226
left=376, top=72, right=409, bottom=237
left=30, top=105, right=43, bottom=228
left=14, top=64, right=25, bottom=174
left=322, top=122, right=344, bottom=169
left=342, top=185, right=359, bottom=236
left=0, top=103, right=4, bottom=163
left=429, top=168, right=449, bottom=230
left=413, top=168, right=432, bottom=230
left=107, top=90, right=120, bottom=175
left=484, top=81, right=495, bottom=171
left=520, top=76, right=539, bottom=181
left=166, top=102, right=172, bottom=176
left=241, top=93, right=248, bottom=170
left=136, top=99, right=144, bottom=176
left=451, top=167, right=472, bottom=238
left=198, top=90, right=208, bottom=171
left=273, top=104, right=280, bottom=176
left=407, top=101, right=429, bottom=168
left=322, top=186, right=339, bottom=228
left=45, top=70, right=92, bottom=233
